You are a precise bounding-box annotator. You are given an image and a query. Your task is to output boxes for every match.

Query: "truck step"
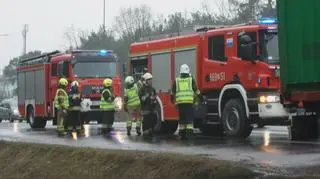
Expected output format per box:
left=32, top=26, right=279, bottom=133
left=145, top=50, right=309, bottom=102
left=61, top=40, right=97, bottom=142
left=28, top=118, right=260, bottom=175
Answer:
left=206, top=112, right=220, bottom=124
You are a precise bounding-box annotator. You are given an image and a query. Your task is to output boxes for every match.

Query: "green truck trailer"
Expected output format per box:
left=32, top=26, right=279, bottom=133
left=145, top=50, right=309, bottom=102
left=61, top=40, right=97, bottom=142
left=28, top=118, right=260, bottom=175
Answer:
left=278, top=0, right=320, bottom=140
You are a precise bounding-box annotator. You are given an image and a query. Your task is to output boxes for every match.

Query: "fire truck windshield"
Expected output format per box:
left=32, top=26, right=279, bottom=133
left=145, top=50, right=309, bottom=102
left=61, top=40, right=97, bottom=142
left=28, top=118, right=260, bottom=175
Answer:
left=259, top=30, right=279, bottom=64
left=72, top=61, right=117, bottom=78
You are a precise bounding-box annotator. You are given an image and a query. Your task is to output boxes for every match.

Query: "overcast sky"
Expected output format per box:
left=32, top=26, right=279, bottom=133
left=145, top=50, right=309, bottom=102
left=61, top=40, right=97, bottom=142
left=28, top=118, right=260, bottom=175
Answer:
left=0, top=0, right=217, bottom=71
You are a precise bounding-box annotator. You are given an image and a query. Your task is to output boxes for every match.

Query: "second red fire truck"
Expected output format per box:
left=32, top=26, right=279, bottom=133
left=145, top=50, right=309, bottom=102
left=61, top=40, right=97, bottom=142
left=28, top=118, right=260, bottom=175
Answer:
left=129, top=18, right=287, bottom=138
left=17, top=49, right=122, bottom=128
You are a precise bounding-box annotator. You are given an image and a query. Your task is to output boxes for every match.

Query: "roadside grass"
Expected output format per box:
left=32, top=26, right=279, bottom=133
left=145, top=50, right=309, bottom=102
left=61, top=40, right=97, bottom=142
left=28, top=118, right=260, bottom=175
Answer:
left=0, top=141, right=257, bottom=179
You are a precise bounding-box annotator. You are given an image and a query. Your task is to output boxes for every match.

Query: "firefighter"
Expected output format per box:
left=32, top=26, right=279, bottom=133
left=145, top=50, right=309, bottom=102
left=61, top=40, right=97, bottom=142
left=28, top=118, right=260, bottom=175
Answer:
left=67, top=80, right=83, bottom=135
left=124, top=76, right=142, bottom=136
left=139, top=72, right=157, bottom=137
left=137, top=67, right=148, bottom=89
left=170, top=64, right=203, bottom=140
left=99, top=78, right=115, bottom=135
left=54, top=78, right=69, bottom=136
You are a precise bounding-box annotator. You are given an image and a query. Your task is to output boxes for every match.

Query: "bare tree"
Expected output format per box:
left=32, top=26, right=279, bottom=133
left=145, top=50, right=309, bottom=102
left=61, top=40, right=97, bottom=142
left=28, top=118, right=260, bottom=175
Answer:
left=114, top=5, right=153, bottom=42
left=63, top=25, right=84, bottom=49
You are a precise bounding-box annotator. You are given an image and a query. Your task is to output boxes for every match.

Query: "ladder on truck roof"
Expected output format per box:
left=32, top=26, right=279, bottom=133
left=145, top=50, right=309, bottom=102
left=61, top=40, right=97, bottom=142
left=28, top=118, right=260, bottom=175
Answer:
left=137, top=23, right=252, bottom=42
left=18, top=50, right=61, bottom=66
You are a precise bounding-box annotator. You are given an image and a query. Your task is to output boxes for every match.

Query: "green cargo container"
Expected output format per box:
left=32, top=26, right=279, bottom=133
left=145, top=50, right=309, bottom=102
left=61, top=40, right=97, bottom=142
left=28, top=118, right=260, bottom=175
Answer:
left=278, top=0, right=320, bottom=94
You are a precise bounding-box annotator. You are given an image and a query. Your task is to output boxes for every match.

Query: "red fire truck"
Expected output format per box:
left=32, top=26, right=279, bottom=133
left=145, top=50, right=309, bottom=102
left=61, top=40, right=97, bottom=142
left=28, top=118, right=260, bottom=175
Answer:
left=129, top=18, right=288, bottom=138
left=17, top=50, right=122, bottom=128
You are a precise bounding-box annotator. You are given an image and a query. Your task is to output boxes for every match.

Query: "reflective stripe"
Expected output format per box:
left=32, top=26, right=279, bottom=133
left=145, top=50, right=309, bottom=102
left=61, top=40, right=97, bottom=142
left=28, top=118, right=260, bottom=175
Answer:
left=69, top=106, right=82, bottom=111
left=126, top=120, right=132, bottom=128
left=175, top=77, right=194, bottom=104
left=186, top=124, right=193, bottom=130
left=54, top=89, right=69, bottom=109
left=126, top=84, right=141, bottom=107
left=100, top=89, right=114, bottom=110
left=179, top=124, right=186, bottom=129
left=136, top=119, right=142, bottom=127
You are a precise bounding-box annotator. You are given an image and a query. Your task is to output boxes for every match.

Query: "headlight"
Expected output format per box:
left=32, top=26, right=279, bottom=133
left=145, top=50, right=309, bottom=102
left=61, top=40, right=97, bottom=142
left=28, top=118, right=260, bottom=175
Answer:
left=114, top=97, right=123, bottom=111
left=13, top=109, right=19, bottom=115
left=259, top=95, right=280, bottom=103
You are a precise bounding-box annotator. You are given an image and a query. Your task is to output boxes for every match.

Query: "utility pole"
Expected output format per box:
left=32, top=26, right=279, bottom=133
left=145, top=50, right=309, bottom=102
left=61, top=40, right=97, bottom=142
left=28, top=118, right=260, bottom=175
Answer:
left=22, top=24, right=29, bottom=55
left=103, top=0, right=106, bottom=32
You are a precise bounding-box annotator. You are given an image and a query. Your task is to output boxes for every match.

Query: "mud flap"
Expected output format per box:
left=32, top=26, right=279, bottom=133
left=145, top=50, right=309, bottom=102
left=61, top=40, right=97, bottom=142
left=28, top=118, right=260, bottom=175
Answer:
left=289, top=115, right=318, bottom=141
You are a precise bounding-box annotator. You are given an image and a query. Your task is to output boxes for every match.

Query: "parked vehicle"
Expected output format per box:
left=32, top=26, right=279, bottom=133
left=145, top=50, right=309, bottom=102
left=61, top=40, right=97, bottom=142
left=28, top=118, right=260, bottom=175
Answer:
left=17, top=50, right=122, bottom=129
left=0, top=96, right=22, bottom=123
left=278, top=0, right=320, bottom=140
left=129, top=17, right=287, bottom=138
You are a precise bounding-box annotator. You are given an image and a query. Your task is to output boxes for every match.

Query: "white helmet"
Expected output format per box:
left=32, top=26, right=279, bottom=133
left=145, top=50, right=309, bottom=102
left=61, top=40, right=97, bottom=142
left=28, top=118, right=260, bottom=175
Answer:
left=180, top=64, right=190, bottom=74
left=71, top=80, right=79, bottom=87
left=125, top=76, right=134, bottom=85
left=142, top=72, right=153, bottom=80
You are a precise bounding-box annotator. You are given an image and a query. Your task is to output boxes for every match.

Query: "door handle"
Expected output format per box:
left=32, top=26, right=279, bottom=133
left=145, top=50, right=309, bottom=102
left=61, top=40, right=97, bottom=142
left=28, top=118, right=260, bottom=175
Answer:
left=220, top=64, right=224, bottom=66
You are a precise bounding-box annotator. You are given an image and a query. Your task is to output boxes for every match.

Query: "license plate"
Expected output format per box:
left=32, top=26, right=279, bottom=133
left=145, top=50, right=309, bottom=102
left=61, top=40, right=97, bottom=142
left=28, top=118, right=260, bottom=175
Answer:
left=91, top=101, right=100, bottom=106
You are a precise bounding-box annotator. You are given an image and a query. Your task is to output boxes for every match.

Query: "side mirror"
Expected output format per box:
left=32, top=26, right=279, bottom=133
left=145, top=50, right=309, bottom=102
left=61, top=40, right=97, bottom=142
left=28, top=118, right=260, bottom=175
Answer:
left=239, top=44, right=255, bottom=61
left=239, top=34, right=252, bottom=44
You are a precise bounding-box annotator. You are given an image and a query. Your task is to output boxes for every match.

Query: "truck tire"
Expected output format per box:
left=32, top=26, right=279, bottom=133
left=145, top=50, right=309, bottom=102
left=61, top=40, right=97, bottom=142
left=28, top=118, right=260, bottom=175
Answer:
left=289, top=115, right=318, bottom=141
left=152, top=100, right=178, bottom=135
left=27, top=107, right=46, bottom=129
left=221, top=99, right=252, bottom=138
left=161, top=121, right=178, bottom=135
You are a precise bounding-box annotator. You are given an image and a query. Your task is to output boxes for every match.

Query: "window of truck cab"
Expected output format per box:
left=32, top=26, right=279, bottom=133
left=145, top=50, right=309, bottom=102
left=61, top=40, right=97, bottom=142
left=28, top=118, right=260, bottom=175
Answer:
left=237, top=31, right=257, bottom=60
left=72, top=55, right=118, bottom=78
left=258, top=28, right=279, bottom=64
left=208, top=34, right=226, bottom=62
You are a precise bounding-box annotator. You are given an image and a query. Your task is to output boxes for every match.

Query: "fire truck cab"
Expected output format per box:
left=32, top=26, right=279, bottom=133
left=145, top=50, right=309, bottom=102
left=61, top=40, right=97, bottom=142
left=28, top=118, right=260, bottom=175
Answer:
left=129, top=18, right=288, bottom=138
left=17, top=50, right=122, bottom=128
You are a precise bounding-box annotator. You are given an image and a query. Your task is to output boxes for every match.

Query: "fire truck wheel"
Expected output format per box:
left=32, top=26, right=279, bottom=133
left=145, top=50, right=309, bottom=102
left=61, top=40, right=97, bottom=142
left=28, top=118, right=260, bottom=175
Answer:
left=27, top=107, right=46, bottom=129
left=221, top=99, right=252, bottom=138
left=161, top=121, right=178, bottom=135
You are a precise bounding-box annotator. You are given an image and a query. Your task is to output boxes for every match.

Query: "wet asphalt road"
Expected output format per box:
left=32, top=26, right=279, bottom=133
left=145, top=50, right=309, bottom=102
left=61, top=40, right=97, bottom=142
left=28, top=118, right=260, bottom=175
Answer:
left=1, top=120, right=320, bottom=177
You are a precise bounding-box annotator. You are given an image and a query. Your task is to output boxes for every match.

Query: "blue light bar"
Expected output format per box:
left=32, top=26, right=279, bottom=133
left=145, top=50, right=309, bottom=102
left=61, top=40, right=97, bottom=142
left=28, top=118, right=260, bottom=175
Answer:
left=99, top=49, right=109, bottom=56
left=258, top=17, right=278, bottom=25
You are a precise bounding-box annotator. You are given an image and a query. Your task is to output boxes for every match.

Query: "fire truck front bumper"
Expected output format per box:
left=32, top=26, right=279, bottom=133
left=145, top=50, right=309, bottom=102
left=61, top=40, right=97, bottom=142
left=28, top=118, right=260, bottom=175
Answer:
left=258, top=102, right=289, bottom=119
left=257, top=93, right=289, bottom=119
left=80, top=97, right=123, bottom=112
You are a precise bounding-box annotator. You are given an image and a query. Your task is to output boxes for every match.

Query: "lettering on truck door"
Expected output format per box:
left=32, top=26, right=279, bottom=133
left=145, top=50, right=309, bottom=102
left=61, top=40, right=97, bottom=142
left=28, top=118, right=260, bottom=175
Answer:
left=205, top=34, right=227, bottom=88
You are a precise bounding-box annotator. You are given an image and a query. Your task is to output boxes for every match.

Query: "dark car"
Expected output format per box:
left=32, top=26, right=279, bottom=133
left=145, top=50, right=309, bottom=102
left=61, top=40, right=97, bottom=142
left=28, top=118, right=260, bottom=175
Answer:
left=0, top=97, right=22, bottom=123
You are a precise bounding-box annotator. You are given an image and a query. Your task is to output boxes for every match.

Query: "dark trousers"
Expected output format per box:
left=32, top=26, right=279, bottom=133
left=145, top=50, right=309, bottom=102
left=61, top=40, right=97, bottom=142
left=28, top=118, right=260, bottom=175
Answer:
left=177, top=104, right=194, bottom=125
left=142, top=113, right=156, bottom=132
left=67, top=110, right=81, bottom=130
left=101, top=110, right=115, bottom=128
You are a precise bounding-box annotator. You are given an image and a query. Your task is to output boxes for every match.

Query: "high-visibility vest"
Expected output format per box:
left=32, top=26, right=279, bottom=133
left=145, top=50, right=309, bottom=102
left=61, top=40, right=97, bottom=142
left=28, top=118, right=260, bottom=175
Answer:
left=100, top=89, right=114, bottom=110
left=125, top=84, right=140, bottom=107
left=175, top=77, right=194, bottom=104
left=54, top=88, right=69, bottom=109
